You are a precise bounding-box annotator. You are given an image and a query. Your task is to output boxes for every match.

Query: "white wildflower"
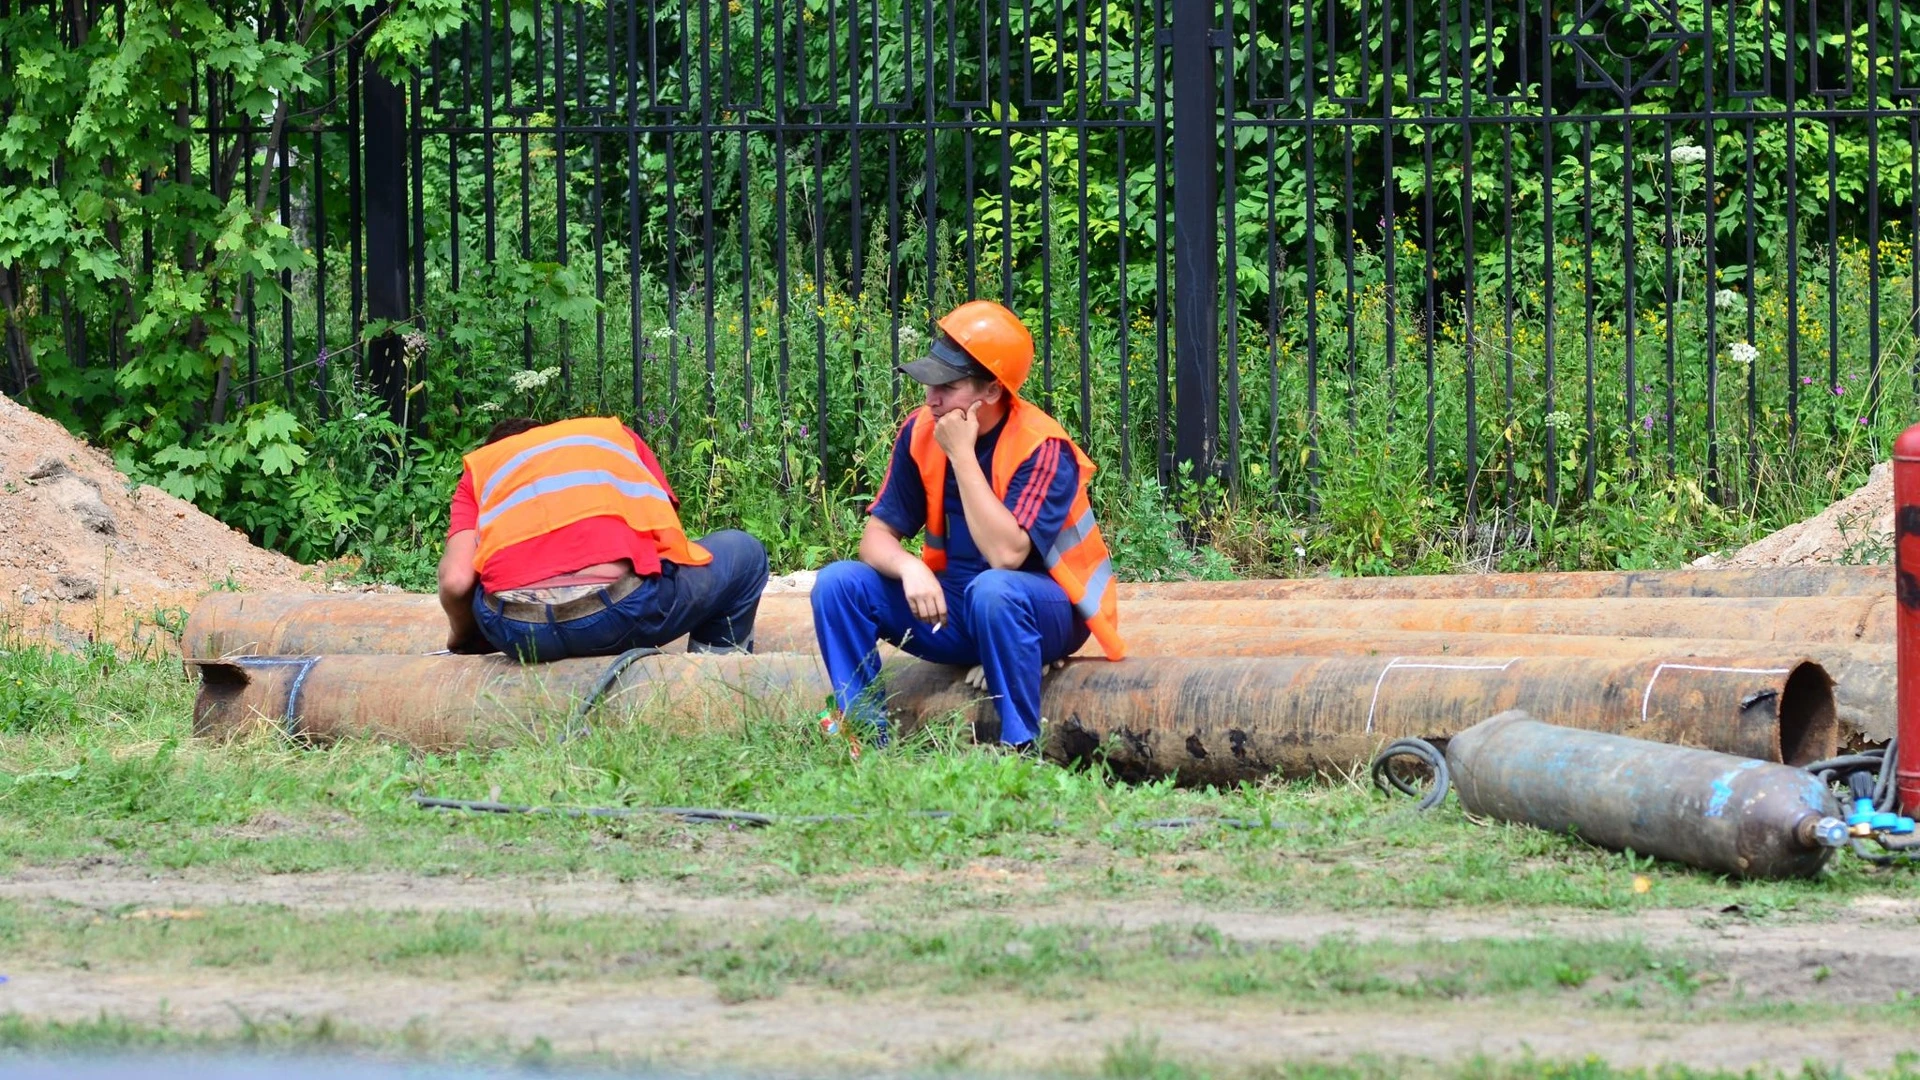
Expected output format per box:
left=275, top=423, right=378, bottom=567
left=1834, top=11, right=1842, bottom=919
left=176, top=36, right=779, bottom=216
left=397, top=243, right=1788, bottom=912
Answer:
left=476, top=400, right=504, bottom=413
left=897, top=326, right=925, bottom=348
left=508, top=366, right=560, bottom=393
left=1544, top=410, right=1575, bottom=431
left=352, top=411, right=369, bottom=421
left=1728, top=341, right=1759, bottom=365
left=1714, top=288, right=1744, bottom=311
left=1292, top=546, right=1307, bottom=558
left=1669, top=143, right=1707, bottom=166
left=402, top=330, right=429, bottom=360
left=652, top=326, right=674, bottom=340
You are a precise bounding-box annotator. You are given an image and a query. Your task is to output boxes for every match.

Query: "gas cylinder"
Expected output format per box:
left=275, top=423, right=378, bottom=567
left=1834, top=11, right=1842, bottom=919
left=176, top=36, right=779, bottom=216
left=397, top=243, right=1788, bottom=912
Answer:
left=1895, top=424, right=1920, bottom=817
left=1446, top=711, right=1847, bottom=879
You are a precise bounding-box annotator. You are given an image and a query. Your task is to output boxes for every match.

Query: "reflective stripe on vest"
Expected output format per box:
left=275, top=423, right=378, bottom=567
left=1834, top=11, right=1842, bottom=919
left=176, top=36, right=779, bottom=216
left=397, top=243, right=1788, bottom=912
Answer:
left=463, top=417, right=711, bottom=572
left=904, top=401, right=1125, bottom=660
left=476, top=470, right=672, bottom=530
left=479, top=433, right=650, bottom=505
left=1043, top=508, right=1115, bottom=624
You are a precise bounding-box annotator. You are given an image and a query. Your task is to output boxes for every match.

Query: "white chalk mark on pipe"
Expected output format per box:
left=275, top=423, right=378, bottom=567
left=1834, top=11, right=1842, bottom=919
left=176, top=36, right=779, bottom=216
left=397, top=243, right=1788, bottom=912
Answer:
left=1639, top=663, right=1794, bottom=725
left=1365, top=656, right=1523, bottom=733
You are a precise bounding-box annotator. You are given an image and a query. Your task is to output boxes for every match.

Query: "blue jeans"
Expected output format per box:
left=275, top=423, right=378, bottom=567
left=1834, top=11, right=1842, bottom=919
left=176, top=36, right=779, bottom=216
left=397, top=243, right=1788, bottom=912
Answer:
left=809, top=560, right=1088, bottom=745
left=474, top=529, right=769, bottom=663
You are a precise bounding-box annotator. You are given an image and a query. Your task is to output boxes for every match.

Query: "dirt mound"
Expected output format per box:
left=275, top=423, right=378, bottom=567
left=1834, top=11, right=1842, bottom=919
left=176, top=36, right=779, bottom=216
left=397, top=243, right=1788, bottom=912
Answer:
left=1696, top=461, right=1893, bottom=569
left=0, top=392, right=322, bottom=653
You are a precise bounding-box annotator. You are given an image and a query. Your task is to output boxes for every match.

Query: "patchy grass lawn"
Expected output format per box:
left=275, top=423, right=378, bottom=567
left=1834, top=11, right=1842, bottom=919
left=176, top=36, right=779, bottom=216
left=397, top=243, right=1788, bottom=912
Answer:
left=2, top=636, right=1919, bottom=1077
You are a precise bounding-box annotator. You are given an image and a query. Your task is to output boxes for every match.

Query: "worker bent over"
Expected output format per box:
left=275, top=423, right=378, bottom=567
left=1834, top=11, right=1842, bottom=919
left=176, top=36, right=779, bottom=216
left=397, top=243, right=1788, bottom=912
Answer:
left=438, top=416, right=768, bottom=661
left=810, top=300, right=1125, bottom=752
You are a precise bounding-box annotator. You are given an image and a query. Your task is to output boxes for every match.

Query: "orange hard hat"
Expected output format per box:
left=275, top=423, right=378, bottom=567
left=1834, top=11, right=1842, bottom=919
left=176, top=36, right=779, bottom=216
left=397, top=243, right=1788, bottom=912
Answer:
left=930, top=300, right=1034, bottom=395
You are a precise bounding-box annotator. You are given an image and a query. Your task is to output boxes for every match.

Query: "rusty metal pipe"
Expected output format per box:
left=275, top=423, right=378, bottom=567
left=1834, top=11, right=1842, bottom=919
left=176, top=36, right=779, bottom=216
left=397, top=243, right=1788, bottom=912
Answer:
left=183, top=591, right=1894, bottom=661
left=879, top=654, right=1835, bottom=784
left=753, top=622, right=1895, bottom=746
left=190, top=651, right=1837, bottom=785
left=1123, top=564, right=1890, bottom=601
left=1084, top=596, right=1894, bottom=643
left=190, top=652, right=832, bottom=749
left=180, top=593, right=1891, bottom=744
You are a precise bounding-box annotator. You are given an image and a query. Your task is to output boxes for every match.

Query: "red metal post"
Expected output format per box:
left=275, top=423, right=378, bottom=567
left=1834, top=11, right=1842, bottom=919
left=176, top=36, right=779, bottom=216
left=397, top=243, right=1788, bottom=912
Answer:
left=1896, top=425, right=1920, bottom=815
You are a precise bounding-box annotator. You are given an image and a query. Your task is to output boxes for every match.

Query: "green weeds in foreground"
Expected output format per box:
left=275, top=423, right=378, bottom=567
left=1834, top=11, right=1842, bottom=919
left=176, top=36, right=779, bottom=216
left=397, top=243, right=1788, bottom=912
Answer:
left=1, top=637, right=1916, bottom=914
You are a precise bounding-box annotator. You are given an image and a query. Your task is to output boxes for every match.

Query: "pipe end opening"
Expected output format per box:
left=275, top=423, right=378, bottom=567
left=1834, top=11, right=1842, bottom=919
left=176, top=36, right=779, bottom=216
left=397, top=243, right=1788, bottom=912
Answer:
left=1778, top=661, right=1838, bottom=767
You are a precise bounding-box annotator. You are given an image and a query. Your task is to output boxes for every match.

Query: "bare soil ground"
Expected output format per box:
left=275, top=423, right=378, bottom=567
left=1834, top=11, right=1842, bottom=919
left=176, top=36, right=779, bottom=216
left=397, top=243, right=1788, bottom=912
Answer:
left=1699, top=462, right=1894, bottom=569
left=0, top=862, right=1915, bottom=1073
left=0, top=392, right=324, bottom=652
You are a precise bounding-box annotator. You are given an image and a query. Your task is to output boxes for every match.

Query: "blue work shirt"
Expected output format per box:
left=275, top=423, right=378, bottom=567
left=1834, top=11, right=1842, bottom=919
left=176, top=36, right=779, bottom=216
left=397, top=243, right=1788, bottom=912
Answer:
left=869, top=412, right=1080, bottom=594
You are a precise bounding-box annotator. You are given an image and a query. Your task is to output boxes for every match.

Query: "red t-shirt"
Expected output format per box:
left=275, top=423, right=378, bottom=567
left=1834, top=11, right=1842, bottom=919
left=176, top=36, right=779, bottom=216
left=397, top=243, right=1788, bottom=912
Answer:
left=448, top=426, right=681, bottom=592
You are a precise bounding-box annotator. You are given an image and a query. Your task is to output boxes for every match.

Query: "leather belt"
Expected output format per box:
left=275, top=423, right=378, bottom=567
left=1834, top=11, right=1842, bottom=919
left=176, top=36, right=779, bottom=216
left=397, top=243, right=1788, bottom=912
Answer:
left=484, top=572, right=646, bottom=623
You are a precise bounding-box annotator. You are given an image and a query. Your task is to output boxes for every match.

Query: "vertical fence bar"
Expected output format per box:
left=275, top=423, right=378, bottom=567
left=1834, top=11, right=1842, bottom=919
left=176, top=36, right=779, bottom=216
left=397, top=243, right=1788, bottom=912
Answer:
left=1075, top=0, right=1092, bottom=449
left=1579, top=123, right=1595, bottom=497
left=1865, top=4, right=1882, bottom=428
left=1301, top=0, right=1320, bottom=498
left=1220, top=1, right=1239, bottom=495
left=364, top=69, right=412, bottom=427
left=626, top=0, right=643, bottom=418
left=699, top=0, right=717, bottom=424
left=1538, top=0, right=1555, bottom=508
left=1170, top=0, right=1219, bottom=482
left=1457, top=0, right=1476, bottom=517
left=1661, top=122, right=1676, bottom=474
left=243, top=122, right=259, bottom=406
left=1152, top=0, right=1170, bottom=484
left=1784, top=0, right=1799, bottom=441
left=553, top=0, right=572, bottom=403
left=314, top=37, right=331, bottom=421
left=348, top=34, right=364, bottom=376
left=1702, top=3, right=1720, bottom=504
left=775, top=0, right=792, bottom=486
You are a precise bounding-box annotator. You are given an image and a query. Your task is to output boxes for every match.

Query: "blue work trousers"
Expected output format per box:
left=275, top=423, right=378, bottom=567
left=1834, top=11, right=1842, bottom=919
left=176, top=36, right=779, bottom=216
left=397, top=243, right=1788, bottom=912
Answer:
left=474, top=529, right=769, bottom=662
left=809, top=560, right=1088, bottom=745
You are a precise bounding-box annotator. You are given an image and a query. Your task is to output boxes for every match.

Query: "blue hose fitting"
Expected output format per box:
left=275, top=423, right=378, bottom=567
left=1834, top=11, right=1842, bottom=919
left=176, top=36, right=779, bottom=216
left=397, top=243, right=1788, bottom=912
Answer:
left=1850, top=797, right=1878, bottom=837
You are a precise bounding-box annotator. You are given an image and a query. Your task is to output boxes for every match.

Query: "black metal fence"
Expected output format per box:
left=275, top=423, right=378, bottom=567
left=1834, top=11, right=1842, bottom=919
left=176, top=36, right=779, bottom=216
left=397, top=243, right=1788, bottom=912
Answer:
left=10, top=0, right=1920, bottom=517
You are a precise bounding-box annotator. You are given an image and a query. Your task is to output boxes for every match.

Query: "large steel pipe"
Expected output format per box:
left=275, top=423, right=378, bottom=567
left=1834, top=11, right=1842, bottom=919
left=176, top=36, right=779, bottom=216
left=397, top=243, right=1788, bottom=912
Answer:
left=181, top=593, right=1892, bottom=742
left=1076, top=596, right=1893, bottom=643
left=881, top=654, right=1835, bottom=784
left=184, top=590, right=1894, bottom=660
left=191, top=652, right=831, bottom=749
left=1123, top=564, right=1890, bottom=602
left=190, top=651, right=1836, bottom=785
left=751, top=622, right=1892, bottom=745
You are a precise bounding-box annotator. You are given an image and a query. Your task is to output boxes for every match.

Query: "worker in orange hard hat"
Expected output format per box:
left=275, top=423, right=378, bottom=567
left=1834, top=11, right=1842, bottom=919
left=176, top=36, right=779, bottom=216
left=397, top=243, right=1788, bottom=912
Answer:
left=810, top=299, right=1125, bottom=754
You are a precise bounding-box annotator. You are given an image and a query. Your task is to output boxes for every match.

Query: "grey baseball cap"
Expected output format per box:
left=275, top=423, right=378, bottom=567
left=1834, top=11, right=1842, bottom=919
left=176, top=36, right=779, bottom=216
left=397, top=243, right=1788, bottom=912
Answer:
left=897, top=332, right=992, bottom=386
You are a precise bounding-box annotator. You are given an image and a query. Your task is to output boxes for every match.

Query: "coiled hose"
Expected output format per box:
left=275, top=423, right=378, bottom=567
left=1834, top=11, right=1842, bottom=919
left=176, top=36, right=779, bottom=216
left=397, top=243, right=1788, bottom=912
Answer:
left=1369, top=737, right=1450, bottom=812
left=1805, top=734, right=1912, bottom=865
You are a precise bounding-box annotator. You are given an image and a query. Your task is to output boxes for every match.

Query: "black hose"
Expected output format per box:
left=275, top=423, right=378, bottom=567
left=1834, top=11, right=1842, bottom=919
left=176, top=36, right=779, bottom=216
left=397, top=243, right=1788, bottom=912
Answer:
left=559, top=646, right=661, bottom=741
left=1370, top=737, right=1450, bottom=812
left=1804, top=737, right=1900, bottom=814
left=413, top=794, right=955, bottom=826
left=1806, top=737, right=1916, bottom=866
left=414, top=795, right=1311, bottom=833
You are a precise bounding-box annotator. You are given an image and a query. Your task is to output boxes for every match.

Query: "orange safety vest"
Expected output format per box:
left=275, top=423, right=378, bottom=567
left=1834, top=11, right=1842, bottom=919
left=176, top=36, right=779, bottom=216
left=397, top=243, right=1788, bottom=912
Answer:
left=463, top=416, right=712, bottom=573
left=906, top=400, right=1126, bottom=660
